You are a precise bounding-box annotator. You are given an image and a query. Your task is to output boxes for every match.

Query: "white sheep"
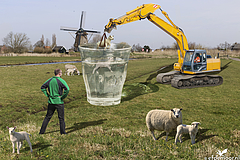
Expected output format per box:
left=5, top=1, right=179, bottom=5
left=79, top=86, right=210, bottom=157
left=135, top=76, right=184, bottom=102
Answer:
left=66, top=68, right=76, bottom=76
left=65, top=64, right=80, bottom=76
left=175, top=122, right=201, bottom=145
left=97, top=35, right=114, bottom=49
left=7, top=127, right=32, bottom=154
left=146, top=108, right=182, bottom=141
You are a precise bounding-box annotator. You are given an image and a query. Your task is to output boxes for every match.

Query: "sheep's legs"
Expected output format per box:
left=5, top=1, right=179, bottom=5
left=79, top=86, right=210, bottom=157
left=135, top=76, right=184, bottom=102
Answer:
left=17, top=141, right=20, bottom=154
left=179, top=134, right=183, bottom=143
left=151, top=131, right=157, bottom=140
left=165, top=132, right=169, bottom=141
left=175, top=133, right=180, bottom=144
left=19, top=141, right=22, bottom=150
left=190, top=134, right=196, bottom=144
left=26, top=137, right=33, bottom=152
left=12, top=142, right=15, bottom=153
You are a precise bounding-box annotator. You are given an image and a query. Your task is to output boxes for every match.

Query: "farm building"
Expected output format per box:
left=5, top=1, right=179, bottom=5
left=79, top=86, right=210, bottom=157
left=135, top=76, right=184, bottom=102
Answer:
left=52, top=46, right=69, bottom=54
left=231, top=43, right=240, bottom=50
left=0, top=45, right=8, bottom=53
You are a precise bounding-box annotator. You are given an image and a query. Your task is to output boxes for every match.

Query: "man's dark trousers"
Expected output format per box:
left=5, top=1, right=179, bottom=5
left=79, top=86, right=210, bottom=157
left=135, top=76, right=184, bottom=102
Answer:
left=39, top=104, right=66, bottom=134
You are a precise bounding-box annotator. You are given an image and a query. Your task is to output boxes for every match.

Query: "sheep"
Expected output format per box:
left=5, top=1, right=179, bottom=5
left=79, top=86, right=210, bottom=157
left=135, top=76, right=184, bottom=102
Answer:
left=175, top=122, right=201, bottom=145
left=66, top=68, right=76, bottom=76
left=97, top=35, right=114, bottom=49
left=92, top=57, right=114, bottom=74
left=7, top=126, right=32, bottom=154
left=146, top=108, right=182, bottom=141
left=64, top=64, right=80, bottom=76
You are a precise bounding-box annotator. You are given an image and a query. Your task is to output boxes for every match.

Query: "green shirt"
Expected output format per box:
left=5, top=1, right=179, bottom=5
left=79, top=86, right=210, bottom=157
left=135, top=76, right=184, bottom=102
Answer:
left=41, top=76, right=69, bottom=104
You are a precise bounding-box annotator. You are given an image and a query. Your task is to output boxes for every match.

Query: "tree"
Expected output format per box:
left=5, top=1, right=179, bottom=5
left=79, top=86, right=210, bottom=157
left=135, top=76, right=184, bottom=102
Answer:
left=2, top=31, right=31, bottom=53
left=52, top=34, right=56, bottom=48
left=34, top=35, right=45, bottom=48
left=132, top=43, right=142, bottom=52
left=45, top=38, right=50, bottom=47
left=89, top=34, right=101, bottom=43
left=217, top=42, right=231, bottom=50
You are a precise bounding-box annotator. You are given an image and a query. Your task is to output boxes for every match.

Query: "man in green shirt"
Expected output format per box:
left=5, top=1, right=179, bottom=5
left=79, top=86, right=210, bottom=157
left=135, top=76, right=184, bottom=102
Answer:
left=39, top=69, right=69, bottom=135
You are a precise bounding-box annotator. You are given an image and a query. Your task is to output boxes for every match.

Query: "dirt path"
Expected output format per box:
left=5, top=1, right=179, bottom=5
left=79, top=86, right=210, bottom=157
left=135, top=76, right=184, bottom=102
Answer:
left=229, top=57, right=240, bottom=61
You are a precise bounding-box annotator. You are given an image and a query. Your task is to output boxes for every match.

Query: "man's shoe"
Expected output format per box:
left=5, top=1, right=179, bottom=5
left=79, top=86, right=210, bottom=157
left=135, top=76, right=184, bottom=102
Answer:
left=61, top=132, right=67, bottom=135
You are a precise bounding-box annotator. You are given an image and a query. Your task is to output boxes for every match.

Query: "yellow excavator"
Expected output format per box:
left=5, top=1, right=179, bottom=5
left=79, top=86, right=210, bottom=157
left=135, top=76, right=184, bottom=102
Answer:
left=104, top=3, right=223, bottom=89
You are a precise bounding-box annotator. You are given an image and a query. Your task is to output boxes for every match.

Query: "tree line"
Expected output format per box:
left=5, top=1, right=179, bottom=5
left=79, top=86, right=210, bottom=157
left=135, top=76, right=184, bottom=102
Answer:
left=2, top=32, right=57, bottom=53
left=1, top=31, right=236, bottom=53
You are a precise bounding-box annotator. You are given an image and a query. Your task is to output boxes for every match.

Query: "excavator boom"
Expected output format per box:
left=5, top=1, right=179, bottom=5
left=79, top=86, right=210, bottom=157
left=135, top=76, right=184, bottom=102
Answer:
left=104, top=3, right=188, bottom=70
left=104, top=3, right=223, bottom=89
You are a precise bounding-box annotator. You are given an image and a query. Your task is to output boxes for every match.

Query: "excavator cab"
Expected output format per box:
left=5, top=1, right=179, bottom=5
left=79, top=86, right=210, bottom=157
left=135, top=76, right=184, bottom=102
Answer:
left=182, top=50, right=207, bottom=73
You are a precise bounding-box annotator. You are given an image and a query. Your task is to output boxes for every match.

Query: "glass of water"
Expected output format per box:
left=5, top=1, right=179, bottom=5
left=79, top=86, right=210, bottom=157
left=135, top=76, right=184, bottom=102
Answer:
left=79, top=43, right=131, bottom=106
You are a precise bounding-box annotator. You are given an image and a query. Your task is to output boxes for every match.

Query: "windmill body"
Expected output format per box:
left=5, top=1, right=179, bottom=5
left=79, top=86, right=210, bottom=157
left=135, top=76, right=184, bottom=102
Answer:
left=61, top=11, right=100, bottom=51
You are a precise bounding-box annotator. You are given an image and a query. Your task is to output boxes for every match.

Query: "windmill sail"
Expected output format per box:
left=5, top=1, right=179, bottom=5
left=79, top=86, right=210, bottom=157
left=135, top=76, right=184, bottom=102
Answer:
left=60, top=11, right=100, bottom=51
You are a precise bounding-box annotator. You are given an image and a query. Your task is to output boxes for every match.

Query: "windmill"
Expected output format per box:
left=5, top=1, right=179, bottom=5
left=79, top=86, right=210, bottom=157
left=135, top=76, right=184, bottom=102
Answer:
left=60, top=11, right=101, bottom=51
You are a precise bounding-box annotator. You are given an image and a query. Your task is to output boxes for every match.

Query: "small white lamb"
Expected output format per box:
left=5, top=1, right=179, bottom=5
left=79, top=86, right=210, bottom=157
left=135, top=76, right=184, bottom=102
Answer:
left=175, top=122, right=201, bottom=145
left=65, top=64, right=80, bottom=75
left=7, top=127, right=33, bottom=154
left=66, top=68, right=76, bottom=76
left=97, top=35, right=114, bottom=49
left=146, top=108, right=182, bottom=141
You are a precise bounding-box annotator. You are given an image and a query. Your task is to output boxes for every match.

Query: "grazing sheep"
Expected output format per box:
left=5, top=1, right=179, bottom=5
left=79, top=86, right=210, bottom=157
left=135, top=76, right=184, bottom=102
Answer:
left=146, top=108, right=182, bottom=141
left=175, top=122, right=201, bottom=145
left=65, top=64, right=80, bottom=76
left=7, top=127, right=32, bottom=154
left=92, top=57, right=114, bottom=74
left=97, top=35, right=114, bottom=49
left=66, top=68, right=75, bottom=76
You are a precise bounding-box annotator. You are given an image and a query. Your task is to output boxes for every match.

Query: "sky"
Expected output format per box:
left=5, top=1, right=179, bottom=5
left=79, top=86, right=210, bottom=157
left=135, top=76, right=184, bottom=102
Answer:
left=0, top=0, right=240, bottom=49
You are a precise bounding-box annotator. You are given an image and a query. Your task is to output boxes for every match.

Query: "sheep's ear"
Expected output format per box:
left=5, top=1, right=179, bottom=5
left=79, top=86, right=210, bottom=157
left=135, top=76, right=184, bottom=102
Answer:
left=171, top=109, right=174, bottom=112
left=6, top=126, right=9, bottom=129
left=14, top=127, right=16, bottom=129
left=180, top=108, right=182, bottom=111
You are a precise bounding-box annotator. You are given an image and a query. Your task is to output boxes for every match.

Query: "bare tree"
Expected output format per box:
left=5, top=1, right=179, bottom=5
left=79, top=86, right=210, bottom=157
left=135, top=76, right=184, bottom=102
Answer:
left=217, top=41, right=231, bottom=50
left=2, top=31, right=31, bottom=53
left=45, top=38, right=50, bottom=47
left=34, top=35, right=45, bottom=48
left=89, top=34, right=101, bottom=43
left=52, top=34, right=56, bottom=48
left=132, top=43, right=142, bottom=52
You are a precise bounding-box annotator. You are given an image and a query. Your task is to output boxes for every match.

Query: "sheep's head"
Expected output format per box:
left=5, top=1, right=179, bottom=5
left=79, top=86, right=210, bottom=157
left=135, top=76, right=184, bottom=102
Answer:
left=108, top=35, right=114, bottom=41
left=191, top=122, right=201, bottom=128
left=7, top=126, right=16, bottom=135
left=171, top=108, right=182, bottom=119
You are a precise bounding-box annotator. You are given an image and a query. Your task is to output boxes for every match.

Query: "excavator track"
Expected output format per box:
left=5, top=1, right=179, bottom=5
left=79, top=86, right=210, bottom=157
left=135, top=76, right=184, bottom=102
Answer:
left=157, top=72, right=223, bottom=89
left=156, top=71, right=180, bottom=84
left=171, top=74, right=223, bottom=89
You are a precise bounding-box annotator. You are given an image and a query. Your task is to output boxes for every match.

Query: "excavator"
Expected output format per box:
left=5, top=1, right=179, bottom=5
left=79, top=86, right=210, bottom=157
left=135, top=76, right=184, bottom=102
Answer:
left=104, top=3, right=223, bottom=89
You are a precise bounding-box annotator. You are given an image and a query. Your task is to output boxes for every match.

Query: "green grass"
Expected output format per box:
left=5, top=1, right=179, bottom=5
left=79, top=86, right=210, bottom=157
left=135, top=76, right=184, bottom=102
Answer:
left=0, top=57, right=239, bottom=159
left=0, top=56, right=81, bottom=66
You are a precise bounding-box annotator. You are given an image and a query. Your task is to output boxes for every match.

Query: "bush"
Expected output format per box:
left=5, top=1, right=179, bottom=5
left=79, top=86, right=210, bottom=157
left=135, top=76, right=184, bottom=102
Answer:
left=33, top=47, right=52, bottom=53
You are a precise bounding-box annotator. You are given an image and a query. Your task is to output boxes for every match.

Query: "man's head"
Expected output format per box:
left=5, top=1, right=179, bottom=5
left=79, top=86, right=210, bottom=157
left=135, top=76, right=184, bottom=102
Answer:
left=54, top=69, right=62, bottom=77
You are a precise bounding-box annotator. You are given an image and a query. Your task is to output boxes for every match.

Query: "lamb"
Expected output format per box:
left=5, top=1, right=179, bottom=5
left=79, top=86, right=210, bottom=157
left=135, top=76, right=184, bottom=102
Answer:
left=7, top=126, right=32, bottom=154
left=66, top=68, right=75, bottom=76
left=64, top=64, right=80, bottom=76
left=175, top=122, right=201, bottom=145
left=97, top=35, right=114, bottom=49
left=146, top=108, right=182, bottom=141
left=92, top=57, right=114, bottom=74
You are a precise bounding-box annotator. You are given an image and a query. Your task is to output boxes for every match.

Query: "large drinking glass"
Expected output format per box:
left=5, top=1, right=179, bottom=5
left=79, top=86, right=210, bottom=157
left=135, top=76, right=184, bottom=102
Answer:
left=79, top=43, right=131, bottom=106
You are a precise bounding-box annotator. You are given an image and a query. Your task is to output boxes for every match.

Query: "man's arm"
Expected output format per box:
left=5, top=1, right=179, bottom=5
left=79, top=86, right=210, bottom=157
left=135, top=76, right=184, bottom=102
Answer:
left=40, top=78, right=52, bottom=97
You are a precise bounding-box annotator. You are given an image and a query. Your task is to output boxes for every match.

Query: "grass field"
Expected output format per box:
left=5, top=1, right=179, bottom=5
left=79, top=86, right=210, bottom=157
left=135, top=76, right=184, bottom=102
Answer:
left=0, top=57, right=239, bottom=159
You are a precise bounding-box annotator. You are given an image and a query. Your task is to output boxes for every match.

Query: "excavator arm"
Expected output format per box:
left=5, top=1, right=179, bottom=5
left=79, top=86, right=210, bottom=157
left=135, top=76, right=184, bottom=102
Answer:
left=104, top=3, right=189, bottom=71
